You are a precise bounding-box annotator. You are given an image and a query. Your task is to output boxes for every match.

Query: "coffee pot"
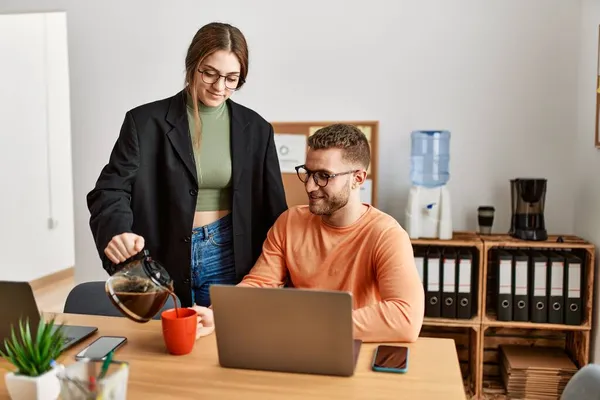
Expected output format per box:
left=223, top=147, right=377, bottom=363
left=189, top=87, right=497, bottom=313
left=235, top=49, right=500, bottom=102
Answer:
left=105, top=250, right=175, bottom=323
left=509, top=178, right=548, bottom=241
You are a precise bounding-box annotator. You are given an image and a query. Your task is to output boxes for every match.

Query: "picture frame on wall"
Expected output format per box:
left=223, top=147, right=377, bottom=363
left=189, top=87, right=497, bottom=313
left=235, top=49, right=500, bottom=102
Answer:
left=596, top=25, right=600, bottom=148
left=270, top=121, right=379, bottom=208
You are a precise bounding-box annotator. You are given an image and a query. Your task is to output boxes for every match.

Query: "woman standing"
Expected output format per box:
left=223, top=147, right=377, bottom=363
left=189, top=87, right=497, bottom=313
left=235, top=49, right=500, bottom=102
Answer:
left=87, top=22, right=287, bottom=308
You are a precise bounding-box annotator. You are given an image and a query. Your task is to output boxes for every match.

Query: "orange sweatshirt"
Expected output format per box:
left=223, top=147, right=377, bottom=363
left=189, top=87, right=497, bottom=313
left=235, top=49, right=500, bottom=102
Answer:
left=238, top=204, right=425, bottom=343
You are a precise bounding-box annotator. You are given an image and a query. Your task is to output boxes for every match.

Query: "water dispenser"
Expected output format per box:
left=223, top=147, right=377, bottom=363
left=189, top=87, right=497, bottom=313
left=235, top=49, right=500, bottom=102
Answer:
left=405, top=130, right=453, bottom=240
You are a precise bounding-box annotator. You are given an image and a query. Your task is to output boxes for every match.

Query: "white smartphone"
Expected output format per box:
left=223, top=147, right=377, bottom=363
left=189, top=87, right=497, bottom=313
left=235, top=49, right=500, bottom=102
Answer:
left=74, top=336, right=127, bottom=361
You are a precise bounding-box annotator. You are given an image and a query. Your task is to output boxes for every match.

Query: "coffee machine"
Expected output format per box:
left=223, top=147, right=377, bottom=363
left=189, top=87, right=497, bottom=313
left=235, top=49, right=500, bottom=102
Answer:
left=509, top=178, right=548, bottom=241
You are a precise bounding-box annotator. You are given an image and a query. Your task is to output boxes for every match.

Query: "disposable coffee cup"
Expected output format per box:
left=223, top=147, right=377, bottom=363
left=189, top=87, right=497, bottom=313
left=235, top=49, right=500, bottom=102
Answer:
left=478, top=206, right=495, bottom=235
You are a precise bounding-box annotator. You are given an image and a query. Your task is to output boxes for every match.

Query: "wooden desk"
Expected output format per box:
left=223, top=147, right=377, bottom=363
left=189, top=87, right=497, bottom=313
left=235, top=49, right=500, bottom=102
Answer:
left=0, top=314, right=466, bottom=399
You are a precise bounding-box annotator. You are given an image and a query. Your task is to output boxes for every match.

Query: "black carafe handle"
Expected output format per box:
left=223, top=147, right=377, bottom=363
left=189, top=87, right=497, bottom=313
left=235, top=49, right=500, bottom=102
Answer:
left=106, top=249, right=150, bottom=275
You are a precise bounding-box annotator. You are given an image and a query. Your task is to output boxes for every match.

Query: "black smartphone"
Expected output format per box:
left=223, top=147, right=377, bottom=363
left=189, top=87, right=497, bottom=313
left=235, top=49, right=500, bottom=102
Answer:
left=371, top=345, right=409, bottom=373
left=74, top=336, right=127, bottom=361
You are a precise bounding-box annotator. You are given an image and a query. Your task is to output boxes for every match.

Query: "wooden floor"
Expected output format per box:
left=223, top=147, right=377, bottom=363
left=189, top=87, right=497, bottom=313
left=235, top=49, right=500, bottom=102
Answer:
left=32, top=273, right=74, bottom=314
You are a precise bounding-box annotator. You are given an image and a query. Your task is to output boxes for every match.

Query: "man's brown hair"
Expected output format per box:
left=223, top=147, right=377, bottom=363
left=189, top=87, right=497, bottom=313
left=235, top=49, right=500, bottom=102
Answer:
left=307, top=124, right=371, bottom=170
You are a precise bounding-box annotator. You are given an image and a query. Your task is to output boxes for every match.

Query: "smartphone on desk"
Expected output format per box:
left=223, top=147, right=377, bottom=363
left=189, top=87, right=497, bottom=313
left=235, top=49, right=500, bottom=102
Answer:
left=75, top=336, right=127, bottom=361
left=371, top=345, right=409, bottom=374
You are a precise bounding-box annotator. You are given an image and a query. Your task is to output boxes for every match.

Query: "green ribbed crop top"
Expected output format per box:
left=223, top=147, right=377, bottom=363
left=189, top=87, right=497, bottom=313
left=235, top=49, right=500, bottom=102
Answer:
left=186, top=98, right=232, bottom=211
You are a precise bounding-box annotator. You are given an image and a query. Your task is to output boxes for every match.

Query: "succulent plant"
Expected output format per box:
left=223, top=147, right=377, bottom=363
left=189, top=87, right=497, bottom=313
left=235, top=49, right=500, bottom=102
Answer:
left=0, top=317, right=66, bottom=377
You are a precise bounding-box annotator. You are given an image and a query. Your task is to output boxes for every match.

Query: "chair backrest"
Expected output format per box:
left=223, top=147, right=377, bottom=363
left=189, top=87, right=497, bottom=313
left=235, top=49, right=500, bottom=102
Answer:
left=63, top=281, right=178, bottom=320
left=561, top=364, right=600, bottom=400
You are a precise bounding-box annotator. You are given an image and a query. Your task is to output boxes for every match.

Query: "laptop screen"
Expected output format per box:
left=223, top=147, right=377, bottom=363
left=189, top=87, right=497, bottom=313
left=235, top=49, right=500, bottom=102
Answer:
left=0, top=281, right=43, bottom=343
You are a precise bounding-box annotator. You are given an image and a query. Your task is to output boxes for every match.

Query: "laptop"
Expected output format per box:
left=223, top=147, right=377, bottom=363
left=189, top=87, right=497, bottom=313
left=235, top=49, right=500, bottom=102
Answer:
left=210, top=285, right=362, bottom=377
left=0, top=281, right=98, bottom=352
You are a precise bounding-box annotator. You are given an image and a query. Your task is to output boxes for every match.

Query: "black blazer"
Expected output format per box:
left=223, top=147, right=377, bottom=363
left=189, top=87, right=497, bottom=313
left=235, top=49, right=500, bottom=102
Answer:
left=87, top=90, right=288, bottom=307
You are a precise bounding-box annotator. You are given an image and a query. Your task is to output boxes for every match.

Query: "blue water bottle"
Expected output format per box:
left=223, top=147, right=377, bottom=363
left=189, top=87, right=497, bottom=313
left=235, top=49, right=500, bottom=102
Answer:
left=410, top=130, right=451, bottom=187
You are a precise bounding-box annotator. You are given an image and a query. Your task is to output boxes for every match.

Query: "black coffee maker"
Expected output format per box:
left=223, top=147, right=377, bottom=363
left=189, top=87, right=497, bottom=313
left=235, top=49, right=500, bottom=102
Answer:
left=509, top=178, right=548, bottom=241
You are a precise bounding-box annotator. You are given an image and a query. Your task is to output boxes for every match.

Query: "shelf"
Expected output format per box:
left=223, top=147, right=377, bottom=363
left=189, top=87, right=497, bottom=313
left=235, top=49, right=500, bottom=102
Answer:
left=481, top=327, right=588, bottom=399
left=482, top=377, right=507, bottom=400
left=463, top=377, right=474, bottom=399
left=411, top=231, right=595, bottom=399
left=411, top=231, right=483, bottom=247
left=483, top=313, right=590, bottom=331
left=423, top=316, right=480, bottom=328
left=419, top=325, right=479, bottom=399
left=481, top=234, right=594, bottom=250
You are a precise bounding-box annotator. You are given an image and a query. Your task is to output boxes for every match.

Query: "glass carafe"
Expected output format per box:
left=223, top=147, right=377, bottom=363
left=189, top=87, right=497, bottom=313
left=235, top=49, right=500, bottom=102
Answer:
left=105, top=250, right=174, bottom=323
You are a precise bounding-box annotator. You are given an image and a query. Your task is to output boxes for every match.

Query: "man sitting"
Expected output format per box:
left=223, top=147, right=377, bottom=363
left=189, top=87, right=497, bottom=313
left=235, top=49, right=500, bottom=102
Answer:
left=196, top=123, right=424, bottom=342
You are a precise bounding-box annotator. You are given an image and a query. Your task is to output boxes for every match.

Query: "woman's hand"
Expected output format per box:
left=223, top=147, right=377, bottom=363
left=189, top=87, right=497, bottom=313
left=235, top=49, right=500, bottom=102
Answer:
left=104, top=233, right=145, bottom=264
left=191, top=305, right=215, bottom=339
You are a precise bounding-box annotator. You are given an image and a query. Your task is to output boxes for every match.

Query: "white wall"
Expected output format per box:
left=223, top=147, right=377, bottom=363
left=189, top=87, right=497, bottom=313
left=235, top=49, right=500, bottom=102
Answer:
left=575, top=0, right=600, bottom=364
left=0, top=1, right=582, bottom=285
left=0, top=11, right=75, bottom=281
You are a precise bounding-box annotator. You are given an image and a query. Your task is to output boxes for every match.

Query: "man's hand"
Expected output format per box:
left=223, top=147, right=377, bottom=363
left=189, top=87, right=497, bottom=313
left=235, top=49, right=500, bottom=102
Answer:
left=191, top=305, right=214, bottom=339
left=104, top=233, right=145, bottom=264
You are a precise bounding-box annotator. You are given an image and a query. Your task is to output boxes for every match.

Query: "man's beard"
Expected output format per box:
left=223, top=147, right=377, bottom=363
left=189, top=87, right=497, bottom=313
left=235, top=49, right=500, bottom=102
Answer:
left=308, top=183, right=350, bottom=216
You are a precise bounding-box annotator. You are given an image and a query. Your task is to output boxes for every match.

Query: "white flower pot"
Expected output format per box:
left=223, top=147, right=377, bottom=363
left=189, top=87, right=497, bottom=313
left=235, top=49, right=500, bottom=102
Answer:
left=4, top=367, right=60, bottom=400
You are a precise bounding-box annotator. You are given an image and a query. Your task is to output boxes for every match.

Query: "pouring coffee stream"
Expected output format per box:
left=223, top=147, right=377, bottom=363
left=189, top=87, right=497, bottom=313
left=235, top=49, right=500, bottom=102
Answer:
left=105, top=249, right=180, bottom=322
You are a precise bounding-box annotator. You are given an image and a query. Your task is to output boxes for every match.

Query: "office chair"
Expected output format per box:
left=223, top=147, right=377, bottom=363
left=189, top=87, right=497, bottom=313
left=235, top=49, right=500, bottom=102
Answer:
left=63, top=281, right=178, bottom=320
left=561, top=364, right=600, bottom=400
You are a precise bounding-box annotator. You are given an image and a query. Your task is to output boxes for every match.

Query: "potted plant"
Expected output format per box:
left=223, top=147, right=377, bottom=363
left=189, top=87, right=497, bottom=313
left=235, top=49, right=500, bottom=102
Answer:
left=0, top=316, right=65, bottom=400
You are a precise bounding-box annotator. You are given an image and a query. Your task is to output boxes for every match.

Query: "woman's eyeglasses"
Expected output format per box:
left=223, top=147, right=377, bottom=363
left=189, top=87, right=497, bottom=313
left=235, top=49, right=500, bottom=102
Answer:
left=197, top=68, right=244, bottom=91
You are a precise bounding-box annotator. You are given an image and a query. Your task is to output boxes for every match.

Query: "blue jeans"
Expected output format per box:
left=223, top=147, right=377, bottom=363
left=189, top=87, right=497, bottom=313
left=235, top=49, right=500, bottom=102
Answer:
left=190, top=213, right=236, bottom=307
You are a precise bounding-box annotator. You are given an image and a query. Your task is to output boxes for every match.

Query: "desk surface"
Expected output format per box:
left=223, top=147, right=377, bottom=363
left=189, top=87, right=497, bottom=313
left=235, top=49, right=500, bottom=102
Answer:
left=0, top=313, right=466, bottom=399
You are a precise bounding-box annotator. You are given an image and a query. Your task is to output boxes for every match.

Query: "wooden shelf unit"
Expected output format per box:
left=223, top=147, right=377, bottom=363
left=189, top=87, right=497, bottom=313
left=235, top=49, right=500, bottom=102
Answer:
left=423, top=316, right=480, bottom=328
left=419, top=325, right=481, bottom=399
left=412, top=232, right=484, bottom=398
left=482, top=312, right=590, bottom=331
left=412, top=232, right=595, bottom=400
left=413, top=231, right=485, bottom=328
left=479, top=234, right=594, bottom=399
left=480, top=326, right=591, bottom=400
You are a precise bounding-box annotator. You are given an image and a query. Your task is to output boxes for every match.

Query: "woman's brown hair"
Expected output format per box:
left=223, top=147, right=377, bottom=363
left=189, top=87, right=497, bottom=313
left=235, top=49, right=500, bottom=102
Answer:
left=184, top=22, right=249, bottom=148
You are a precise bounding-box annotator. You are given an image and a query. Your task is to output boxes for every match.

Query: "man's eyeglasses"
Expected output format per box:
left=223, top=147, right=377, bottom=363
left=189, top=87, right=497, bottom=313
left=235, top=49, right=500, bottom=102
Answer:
left=295, top=165, right=359, bottom=188
left=197, top=68, right=244, bottom=91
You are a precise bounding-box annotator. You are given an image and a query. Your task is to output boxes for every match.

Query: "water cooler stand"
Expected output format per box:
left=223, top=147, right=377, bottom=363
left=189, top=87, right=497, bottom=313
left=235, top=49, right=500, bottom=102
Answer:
left=405, top=185, right=452, bottom=240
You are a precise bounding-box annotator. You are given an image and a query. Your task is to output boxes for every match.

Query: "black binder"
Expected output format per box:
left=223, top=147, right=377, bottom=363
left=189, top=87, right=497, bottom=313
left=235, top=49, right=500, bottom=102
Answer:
left=457, top=249, right=474, bottom=320
left=512, top=250, right=529, bottom=322
left=548, top=252, right=565, bottom=325
left=414, top=247, right=427, bottom=290
left=563, top=252, right=583, bottom=326
left=441, top=248, right=457, bottom=319
left=530, top=251, right=548, bottom=323
left=425, top=247, right=441, bottom=318
left=497, top=250, right=513, bottom=321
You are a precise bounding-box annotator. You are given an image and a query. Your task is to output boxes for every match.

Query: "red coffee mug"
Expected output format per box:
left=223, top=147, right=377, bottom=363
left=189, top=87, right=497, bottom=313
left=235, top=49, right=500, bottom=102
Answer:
left=161, top=308, right=197, bottom=355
